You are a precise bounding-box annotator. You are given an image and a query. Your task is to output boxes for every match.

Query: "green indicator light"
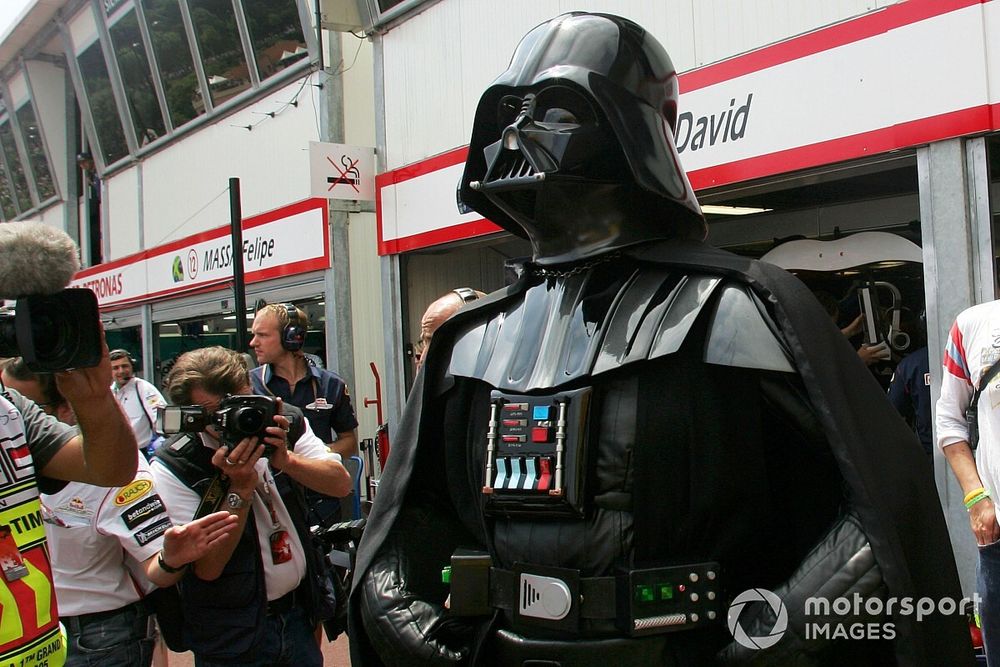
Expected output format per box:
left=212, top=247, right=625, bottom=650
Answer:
left=658, top=583, right=674, bottom=600
left=635, top=585, right=654, bottom=602
left=441, top=566, right=451, bottom=584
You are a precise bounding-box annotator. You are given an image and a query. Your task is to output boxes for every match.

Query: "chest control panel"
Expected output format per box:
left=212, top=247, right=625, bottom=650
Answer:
left=483, top=387, right=592, bottom=518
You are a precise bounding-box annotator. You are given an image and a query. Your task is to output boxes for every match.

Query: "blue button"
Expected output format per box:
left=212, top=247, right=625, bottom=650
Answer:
left=532, top=405, right=552, bottom=421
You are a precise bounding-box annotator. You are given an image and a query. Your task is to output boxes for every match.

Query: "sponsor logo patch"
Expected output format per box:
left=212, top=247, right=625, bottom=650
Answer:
left=56, top=497, right=93, bottom=518
left=114, top=479, right=153, bottom=506
left=121, top=494, right=166, bottom=530
left=134, top=517, right=171, bottom=546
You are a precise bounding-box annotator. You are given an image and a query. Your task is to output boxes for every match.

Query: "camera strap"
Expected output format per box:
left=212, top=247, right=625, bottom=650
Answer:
left=195, top=473, right=229, bottom=518
left=966, top=358, right=1000, bottom=451
left=154, top=436, right=229, bottom=517
left=970, top=359, right=1000, bottom=413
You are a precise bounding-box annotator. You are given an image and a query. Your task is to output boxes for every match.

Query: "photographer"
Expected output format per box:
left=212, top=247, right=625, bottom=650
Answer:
left=0, top=338, right=140, bottom=666
left=0, top=221, right=143, bottom=666
left=1, top=358, right=238, bottom=667
left=149, top=346, right=350, bottom=666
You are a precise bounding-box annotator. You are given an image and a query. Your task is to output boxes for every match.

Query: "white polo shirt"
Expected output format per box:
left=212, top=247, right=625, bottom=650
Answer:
left=112, top=376, right=166, bottom=449
left=937, top=299, right=1000, bottom=503
left=150, top=419, right=339, bottom=601
left=40, top=457, right=169, bottom=616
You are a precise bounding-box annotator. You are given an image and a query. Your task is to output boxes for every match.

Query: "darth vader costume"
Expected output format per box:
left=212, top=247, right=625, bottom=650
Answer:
left=350, top=12, right=972, bottom=666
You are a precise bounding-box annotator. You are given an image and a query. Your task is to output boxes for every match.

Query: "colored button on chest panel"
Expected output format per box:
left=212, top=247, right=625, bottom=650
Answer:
left=531, top=426, right=553, bottom=443
left=532, top=405, right=552, bottom=420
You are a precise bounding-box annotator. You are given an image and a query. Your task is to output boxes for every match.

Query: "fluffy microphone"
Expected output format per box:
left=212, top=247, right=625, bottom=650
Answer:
left=0, top=221, right=81, bottom=298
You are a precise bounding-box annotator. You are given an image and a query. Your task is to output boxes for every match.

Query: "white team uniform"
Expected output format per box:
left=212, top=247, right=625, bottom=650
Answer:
left=40, top=457, right=170, bottom=616
left=150, top=418, right=340, bottom=601
left=937, top=299, right=1000, bottom=498
left=112, top=377, right=166, bottom=449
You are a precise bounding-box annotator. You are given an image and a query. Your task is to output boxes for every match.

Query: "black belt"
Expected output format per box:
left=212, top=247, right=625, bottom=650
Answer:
left=62, top=599, right=148, bottom=634
left=490, top=567, right=617, bottom=619
left=266, top=588, right=299, bottom=615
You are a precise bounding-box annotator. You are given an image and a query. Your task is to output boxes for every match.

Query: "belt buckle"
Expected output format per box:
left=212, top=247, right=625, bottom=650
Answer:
left=511, top=562, right=580, bottom=634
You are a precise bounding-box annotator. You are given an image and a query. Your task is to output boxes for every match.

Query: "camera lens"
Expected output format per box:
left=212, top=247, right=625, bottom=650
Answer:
left=29, top=309, right=72, bottom=359
left=234, top=406, right=266, bottom=435
left=15, top=290, right=102, bottom=371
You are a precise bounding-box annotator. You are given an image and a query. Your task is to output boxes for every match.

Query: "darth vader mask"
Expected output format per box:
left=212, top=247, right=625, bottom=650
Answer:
left=460, top=12, right=706, bottom=265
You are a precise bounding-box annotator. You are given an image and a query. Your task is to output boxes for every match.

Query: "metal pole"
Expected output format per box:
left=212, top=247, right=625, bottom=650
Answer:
left=229, top=177, right=249, bottom=352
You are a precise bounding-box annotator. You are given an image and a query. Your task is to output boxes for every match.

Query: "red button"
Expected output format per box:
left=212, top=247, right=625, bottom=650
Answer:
left=537, top=457, right=552, bottom=491
left=531, top=426, right=552, bottom=443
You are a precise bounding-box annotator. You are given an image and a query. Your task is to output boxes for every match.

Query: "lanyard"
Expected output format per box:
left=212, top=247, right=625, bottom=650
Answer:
left=255, top=472, right=283, bottom=530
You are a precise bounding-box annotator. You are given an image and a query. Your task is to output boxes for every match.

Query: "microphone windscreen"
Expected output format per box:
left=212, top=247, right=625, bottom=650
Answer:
left=0, top=221, right=81, bottom=298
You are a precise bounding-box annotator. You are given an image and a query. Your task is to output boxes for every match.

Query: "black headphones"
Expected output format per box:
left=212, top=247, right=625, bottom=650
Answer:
left=452, top=287, right=480, bottom=304
left=109, top=349, right=137, bottom=366
left=280, top=303, right=306, bottom=352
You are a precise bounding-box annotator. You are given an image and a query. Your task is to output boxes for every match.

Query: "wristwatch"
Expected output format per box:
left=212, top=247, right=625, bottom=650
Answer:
left=226, top=492, right=247, bottom=510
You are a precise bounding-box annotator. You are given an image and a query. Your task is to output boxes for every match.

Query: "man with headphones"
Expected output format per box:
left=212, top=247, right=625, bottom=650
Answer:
left=248, top=303, right=358, bottom=489
left=110, top=349, right=167, bottom=459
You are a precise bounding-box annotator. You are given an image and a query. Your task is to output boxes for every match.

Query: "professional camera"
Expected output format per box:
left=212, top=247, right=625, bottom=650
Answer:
left=0, top=289, right=102, bottom=371
left=156, top=394, right=279, bottom=452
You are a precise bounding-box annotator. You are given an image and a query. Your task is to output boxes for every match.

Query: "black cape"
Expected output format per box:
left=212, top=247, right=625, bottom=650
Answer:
left=350, top=239, right=972, bottom=666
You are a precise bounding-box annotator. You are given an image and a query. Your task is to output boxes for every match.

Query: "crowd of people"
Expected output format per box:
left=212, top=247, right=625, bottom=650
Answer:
left=0, top=286, right=490, bottom=667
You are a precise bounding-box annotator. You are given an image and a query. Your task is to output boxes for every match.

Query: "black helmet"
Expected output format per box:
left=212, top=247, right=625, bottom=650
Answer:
left=460, top=12, right=705, bottom=265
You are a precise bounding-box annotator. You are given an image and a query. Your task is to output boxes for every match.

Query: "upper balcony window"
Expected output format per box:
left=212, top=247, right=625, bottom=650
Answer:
left=0, top=156, right=18, bottom=220
left=143, top=0, right=205, bottom=129
left=189, top=0, right=253, bottom=112
left=77, top=38, right=130, bottom=165
left=14, top=101, right=56, bottom=201
left=63, top=0, right=315, bottom=172
left=243, top=0, right=309, bottom=82
left=108, top=5, right=168, bottom=145
left=0, top=118, right=32, bottom=213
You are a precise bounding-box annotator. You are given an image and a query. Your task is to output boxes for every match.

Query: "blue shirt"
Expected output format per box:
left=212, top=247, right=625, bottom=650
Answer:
left=887, top=347, right=932, bottom=454
left=249, top=363, right=358, bottom=445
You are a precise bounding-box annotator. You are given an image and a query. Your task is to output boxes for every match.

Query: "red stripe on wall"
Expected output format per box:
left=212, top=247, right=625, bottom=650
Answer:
left=375, top=1, right=997, bottom=255
left=687, top=105, right=993, bottom=190
left=378, top=218, right=504, bottom=255
left=679, top=0, right=985, bottom=93
left=378, top=146, right=469, bottom=187
left=74, top=198, right=328, bottom=278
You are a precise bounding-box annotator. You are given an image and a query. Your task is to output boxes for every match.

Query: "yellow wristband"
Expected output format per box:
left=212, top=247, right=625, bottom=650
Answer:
left=965, top=487, right=987, bottom=504
left=966, top=492, right=991, bottom=510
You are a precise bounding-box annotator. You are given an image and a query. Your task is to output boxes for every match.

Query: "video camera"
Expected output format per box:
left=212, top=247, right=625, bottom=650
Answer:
left=156, top=394, right=279, bottom=453
left=0, top=290, right=103, bottom=371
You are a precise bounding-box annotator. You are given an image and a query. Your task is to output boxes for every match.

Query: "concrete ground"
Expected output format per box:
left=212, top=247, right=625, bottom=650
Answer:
left=166, top=633, right=351, bottom=666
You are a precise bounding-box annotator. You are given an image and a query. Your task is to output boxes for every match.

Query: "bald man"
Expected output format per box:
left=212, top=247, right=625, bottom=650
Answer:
left=414, top=288, right=484, bottom=370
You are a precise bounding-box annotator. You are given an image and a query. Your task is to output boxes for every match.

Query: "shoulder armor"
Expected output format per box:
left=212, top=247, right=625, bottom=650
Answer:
left=448, top=265, right=793, bottom=392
